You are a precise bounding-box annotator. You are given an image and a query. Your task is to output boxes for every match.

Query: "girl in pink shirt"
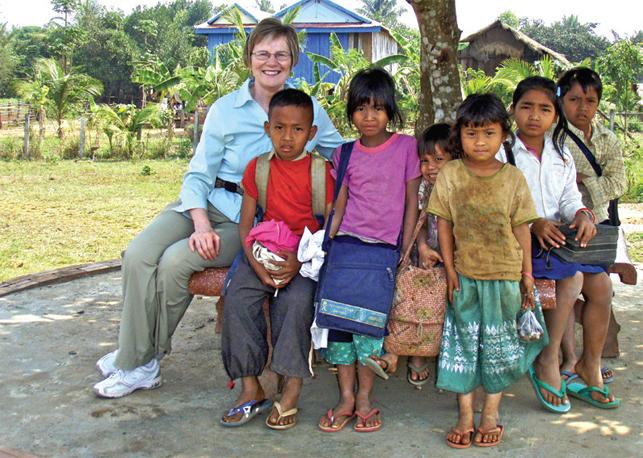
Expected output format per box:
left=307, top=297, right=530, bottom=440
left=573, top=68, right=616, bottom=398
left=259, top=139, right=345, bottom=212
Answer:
left=318, top=68, right=420, bottom=433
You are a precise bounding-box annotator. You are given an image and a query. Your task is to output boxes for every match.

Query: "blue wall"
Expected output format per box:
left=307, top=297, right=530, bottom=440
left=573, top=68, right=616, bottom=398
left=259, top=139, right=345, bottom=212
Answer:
left=207, top=32, right=349, bottom=84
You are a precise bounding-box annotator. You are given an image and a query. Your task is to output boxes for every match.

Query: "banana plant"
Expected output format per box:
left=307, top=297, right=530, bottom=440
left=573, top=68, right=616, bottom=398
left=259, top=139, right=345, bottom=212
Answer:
left=94, top=103, right=159, bottom=158
left=177, top=51, right=240, bottom=112
left=306, top=32, right=408, bottom=134
left=131, top=57, right=182, bottom=143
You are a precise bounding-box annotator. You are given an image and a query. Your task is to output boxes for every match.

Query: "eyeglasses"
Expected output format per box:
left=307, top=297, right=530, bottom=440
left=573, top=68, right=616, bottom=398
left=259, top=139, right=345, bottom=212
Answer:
left=251, top=51, right=292, bottom=62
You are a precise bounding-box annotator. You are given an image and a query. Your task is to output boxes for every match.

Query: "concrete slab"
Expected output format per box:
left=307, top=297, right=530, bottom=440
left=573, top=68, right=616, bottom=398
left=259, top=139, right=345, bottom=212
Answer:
left=0, top=270, right=641, bottom=457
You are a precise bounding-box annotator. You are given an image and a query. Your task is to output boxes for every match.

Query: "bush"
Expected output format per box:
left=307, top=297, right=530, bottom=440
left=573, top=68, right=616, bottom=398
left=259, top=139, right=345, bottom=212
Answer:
left=143, top=137, right=170, bottom=159
left=622, top=139, right=643, bottom=203
left=61, top=137, right=81, bottom=159
left=173, top=138, right=193, bottom=159
left=0, top=136, right=22, bottom=159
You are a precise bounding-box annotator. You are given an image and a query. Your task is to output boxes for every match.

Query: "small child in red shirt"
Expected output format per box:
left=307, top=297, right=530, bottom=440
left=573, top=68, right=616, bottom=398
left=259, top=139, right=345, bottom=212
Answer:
left=220, top=89, right=334, bottom=430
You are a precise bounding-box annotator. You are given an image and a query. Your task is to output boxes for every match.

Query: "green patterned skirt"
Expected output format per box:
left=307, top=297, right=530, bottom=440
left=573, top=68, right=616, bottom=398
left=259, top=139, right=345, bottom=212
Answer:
left=436, top=274, right=548, bottom=394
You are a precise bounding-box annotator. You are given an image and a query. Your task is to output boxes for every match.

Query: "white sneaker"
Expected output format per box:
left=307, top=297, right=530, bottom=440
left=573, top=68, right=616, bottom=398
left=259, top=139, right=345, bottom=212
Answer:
left=93, top=359, right=161, bottom=398
left=96, top=350, right=119, bottom=378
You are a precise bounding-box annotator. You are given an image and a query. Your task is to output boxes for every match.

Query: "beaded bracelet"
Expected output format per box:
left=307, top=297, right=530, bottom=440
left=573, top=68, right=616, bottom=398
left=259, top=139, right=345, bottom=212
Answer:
left=575, top=207, right=596, bottom=224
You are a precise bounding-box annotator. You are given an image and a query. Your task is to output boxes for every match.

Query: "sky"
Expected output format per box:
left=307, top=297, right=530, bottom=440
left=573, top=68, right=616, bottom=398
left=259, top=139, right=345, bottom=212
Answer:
left=0, top=0, right=639, bottom=39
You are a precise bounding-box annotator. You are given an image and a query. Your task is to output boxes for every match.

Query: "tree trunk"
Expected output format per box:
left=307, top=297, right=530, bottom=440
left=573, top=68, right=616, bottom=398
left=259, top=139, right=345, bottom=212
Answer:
left=410, top=0, right=462, bottom=134
left=57, top=117, right=64, bottom=140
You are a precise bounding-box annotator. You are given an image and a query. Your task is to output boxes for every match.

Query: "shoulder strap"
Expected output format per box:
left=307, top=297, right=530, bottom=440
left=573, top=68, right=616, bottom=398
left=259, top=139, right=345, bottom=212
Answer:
left=322, top=141, right=355, bottom=250
left=506, top=147, right=516, bottom=166
left=332, top=141, right=355, bottom=202
left=566, top=128, right=602, bottom=177
left=400, top=208, right=428, bottom=265
left=309, top=151, right=327, bottom=218
left=255, top=152, right=272, bottom=211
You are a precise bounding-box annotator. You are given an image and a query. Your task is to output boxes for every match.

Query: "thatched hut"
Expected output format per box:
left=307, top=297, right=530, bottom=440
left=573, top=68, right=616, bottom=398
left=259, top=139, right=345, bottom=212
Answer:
left=459, top=20, right=570, bottom=75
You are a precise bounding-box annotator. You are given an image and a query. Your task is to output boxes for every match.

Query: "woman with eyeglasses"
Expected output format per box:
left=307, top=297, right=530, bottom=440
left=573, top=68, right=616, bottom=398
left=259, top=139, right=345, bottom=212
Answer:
left=92, top=18, right=342, bottom=400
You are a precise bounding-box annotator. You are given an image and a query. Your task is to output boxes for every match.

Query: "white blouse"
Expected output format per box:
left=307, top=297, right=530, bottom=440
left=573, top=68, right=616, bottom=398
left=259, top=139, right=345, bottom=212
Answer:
left=497, top=135, right=584, bottom=223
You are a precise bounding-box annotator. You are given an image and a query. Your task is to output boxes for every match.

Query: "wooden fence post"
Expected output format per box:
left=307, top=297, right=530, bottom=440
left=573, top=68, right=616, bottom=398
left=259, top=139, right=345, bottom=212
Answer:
left=192, top=109, right=200, bottom=153
left=79, top=115, right=86, bottom=158
left=22, top=113, right=30, bottom=160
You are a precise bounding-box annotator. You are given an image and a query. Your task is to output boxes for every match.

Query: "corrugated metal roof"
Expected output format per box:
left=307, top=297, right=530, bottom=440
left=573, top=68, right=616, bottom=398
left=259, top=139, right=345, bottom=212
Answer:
left=275, top=0, right=373, bottom=24
left=195, top=3, right=271, bottom=29
left=195, top=0, right=382, bottom=33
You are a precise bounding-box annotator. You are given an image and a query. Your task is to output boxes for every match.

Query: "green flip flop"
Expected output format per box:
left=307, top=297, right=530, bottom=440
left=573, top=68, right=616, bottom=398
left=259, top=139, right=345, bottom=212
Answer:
left=566, top=380, right=621, bottom=409
left=528, top=366, right=571, bottom=413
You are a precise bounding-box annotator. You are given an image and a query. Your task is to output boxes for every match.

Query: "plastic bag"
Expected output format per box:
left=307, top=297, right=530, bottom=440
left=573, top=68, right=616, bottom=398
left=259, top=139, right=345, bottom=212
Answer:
left=517, top=309, right=544, bottom=342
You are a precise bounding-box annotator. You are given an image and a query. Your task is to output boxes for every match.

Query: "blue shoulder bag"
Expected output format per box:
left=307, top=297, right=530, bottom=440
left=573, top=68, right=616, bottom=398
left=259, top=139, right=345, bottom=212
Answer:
left=314, top=141, right=401, bottom=338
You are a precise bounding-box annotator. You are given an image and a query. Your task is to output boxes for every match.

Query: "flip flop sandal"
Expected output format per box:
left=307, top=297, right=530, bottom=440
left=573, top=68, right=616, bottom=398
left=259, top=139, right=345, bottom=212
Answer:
left=566, top=381, right=621, bottom=409
left=318, top=408, right=356, bottom=432
left=601, top=367, right=614, bottom=384
left=560, top=370, right=578, bottom=383
left=474, top=424, right=504, bottom=447
left=265, top=401, right=299, bottom=430
left=363, top=357, right=389, bottom=380
left=407, top=362, right=431, bottom=388
left=528, top=366, right=571, bottom=414
left=354, top=408, right=382, bottom=433
left=561, top=368, right=614, bottom=385
left=220, top=399, right=272, bottom=427
left=446, top=428, right=474, bottom=449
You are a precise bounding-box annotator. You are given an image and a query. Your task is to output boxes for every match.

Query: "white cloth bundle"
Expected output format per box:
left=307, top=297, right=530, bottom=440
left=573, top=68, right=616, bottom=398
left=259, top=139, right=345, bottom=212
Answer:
left=297, top=228, right=329, bottom=349
left=297, top=228, right=326, bottom=281
left=251, top=241, right=287, bottom=294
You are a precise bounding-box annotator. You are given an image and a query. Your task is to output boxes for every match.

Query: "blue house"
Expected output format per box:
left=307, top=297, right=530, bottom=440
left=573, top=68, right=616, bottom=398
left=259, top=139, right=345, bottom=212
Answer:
left=194, top=0, right=400, bottom=83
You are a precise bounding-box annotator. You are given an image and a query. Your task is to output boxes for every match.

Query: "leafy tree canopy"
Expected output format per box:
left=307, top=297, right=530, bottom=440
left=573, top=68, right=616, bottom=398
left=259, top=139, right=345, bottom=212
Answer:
left=497, top=10, right=519, bottom=29
left=358, top=0, right=405, bottom=28
left=518, top=15, right=610, bottom=62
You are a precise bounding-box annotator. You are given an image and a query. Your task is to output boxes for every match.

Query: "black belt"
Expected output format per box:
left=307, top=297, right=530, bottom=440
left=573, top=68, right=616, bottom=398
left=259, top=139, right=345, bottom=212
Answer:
left=214, top=178, right=244, bottom=195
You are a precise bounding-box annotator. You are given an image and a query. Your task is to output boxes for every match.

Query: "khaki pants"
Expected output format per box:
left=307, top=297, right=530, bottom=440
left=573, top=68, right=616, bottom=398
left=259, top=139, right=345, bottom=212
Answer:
left=115, top=201, right=240, bottom=370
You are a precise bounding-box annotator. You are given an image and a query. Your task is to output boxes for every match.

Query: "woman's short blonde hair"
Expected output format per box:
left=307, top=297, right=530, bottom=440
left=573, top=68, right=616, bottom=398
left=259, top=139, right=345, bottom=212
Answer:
left=244, top=18, right=299, bottom=68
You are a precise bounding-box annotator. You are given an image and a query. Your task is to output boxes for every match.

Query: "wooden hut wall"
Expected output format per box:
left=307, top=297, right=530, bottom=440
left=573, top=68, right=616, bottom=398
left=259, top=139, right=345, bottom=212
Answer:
left=294, top=32, right=350, bottom=83
left=207, top=33, right=237, bottom=50
left=372, top=31, right=398, bottom=62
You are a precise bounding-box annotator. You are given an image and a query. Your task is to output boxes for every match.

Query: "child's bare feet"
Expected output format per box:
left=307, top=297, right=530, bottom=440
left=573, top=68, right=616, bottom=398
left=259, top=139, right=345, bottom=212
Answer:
left=446, top=413, right=475, bottom=448
left=318, top=396, right=355, bottom=431
left=221, top=377, right=266, bottom=424
left=355, top=392, right=381, bottom=432
left=473, top=391, right=503, bottom=447
left=380, top=353, right=399, bottom=374
left=266, top=377, right=301, bottom=429
left=474, top=413, right=503, bottom=446
left=407, top=356, right=430, bottom=386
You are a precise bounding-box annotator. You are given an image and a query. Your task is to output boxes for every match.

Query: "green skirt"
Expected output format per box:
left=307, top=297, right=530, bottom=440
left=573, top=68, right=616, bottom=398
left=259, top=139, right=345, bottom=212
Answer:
left=436, top=274, right=548, bottom=394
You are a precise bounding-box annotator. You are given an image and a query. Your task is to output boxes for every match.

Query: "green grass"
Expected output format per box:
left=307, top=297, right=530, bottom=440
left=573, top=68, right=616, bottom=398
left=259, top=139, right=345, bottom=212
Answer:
left=625, top=232, right=643, bottom=263
left=0, top=160, right=186, bottom=282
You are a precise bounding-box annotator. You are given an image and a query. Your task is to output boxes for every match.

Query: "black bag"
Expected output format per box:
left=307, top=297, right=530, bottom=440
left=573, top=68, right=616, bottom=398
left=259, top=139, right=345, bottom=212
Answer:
left=566, top=129, right=620, bottom=226
left=550, top=224, right=618, bottom=265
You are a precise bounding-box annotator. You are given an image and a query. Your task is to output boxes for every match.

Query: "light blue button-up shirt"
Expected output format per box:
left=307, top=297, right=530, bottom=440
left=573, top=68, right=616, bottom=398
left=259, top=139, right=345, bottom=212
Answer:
left=174, top=79, right=343, bottom=223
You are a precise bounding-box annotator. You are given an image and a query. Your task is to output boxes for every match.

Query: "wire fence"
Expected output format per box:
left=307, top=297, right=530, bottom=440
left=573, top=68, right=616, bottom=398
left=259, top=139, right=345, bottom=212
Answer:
left=0, top=102, right=30, bottom=129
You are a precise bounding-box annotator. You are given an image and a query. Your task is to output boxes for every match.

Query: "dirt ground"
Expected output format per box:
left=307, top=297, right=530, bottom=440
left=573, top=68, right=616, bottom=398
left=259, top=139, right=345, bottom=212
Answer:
left=0, top=265, right=641, bottom=457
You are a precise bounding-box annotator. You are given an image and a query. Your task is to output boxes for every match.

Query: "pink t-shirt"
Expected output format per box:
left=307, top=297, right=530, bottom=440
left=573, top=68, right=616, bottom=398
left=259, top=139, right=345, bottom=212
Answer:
left=332, top=133, right=420, bottom=245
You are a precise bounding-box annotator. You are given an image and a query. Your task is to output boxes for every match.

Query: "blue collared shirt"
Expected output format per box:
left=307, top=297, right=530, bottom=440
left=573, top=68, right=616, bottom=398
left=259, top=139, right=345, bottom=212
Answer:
left=174, top=79, right=343, bottom=222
